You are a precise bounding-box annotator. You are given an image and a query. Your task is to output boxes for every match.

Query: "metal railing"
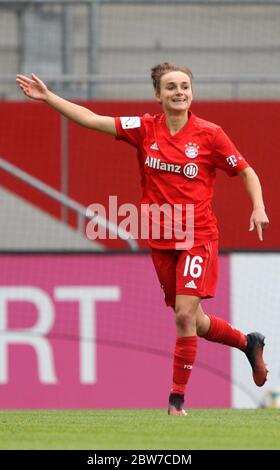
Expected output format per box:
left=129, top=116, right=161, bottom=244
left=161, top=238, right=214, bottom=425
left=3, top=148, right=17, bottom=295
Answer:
left=0, top=157, right=139, bottom=251
left=3, top=73, right=280, bottom=100
left=1, top=0, right=280, bottom=100
left=1, top=1, right=280, bottom=5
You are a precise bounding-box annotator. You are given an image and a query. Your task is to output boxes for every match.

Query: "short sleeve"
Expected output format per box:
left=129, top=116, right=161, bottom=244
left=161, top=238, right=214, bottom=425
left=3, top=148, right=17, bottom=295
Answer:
left=115, top=115, right=146, bottom=148
left=212, top=127, right=250, bottom=176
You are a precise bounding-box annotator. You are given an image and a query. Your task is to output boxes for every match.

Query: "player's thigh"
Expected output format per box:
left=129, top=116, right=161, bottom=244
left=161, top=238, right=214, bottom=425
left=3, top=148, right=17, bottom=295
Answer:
left=151, top=249, right=177, bottom=307
left=175, top=294, right=200, bottom=315
left=176, top=240, right=219, bottom=299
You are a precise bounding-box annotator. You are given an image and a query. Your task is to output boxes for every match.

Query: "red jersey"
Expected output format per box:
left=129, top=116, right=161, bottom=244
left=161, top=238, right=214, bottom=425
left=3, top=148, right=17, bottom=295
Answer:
left=115, top=112, right=249, bottom=249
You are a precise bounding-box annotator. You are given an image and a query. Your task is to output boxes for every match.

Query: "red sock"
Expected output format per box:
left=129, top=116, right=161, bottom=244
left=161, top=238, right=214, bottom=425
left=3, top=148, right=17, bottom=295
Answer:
left=204, top=315, right=246, bottom=351
left=171, top=336, right=197, bottom=395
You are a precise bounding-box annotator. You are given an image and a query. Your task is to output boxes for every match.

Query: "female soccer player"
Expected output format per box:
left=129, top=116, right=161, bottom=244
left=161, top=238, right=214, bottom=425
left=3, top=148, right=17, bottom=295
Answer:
left=16, top=63, right=269, bottom=416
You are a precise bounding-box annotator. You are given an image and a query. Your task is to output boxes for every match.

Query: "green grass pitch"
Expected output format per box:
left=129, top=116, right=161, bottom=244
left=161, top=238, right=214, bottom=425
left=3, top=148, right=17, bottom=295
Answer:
left=0, top=409, right=279, bottom=450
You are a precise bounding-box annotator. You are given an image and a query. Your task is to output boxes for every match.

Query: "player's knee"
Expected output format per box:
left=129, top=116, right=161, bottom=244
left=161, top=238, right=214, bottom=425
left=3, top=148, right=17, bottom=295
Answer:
left=196, top=312, right=211, bottom=337
left=196, top=321, right=205, bottom=337
left=175, top=306, right=196, bottom=329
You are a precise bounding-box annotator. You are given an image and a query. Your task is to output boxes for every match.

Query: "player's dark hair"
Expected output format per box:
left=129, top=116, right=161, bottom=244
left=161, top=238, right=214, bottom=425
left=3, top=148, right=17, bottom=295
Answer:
left=151, top=62, right=193, bottom=94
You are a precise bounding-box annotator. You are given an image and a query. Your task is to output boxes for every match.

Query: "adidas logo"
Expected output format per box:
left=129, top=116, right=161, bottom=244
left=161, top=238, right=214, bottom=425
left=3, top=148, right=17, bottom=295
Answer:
left=150, top=142, right=159, bottom=150
left=185, top=280, right=197, bottom=289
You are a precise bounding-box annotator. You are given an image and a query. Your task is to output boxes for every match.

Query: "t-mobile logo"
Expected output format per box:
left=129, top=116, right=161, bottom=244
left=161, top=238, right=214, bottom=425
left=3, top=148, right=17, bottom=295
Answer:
left=226, top=155, right=238, bottom=167
left=0, top=286, right=120, bottom=384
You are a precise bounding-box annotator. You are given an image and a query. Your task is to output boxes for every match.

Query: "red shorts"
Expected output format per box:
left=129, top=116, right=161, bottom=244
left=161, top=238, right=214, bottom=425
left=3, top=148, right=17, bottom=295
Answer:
left=151, top=240, right=219, bottom=307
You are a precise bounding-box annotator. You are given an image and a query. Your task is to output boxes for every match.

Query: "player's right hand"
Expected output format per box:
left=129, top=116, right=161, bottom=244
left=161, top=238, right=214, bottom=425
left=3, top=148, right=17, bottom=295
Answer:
left=16, top=73, right=49, bottom=102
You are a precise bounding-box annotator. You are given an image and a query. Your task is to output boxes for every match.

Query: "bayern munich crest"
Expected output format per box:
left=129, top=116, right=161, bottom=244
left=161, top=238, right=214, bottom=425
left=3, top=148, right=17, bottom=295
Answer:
left=185, top=142, right=199, bottom=159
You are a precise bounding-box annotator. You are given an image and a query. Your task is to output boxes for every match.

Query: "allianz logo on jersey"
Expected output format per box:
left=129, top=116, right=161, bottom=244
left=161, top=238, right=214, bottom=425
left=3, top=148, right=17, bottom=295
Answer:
left=145, top=155, right=181, bottom=174
left=145, top=156, right=198, bottom=179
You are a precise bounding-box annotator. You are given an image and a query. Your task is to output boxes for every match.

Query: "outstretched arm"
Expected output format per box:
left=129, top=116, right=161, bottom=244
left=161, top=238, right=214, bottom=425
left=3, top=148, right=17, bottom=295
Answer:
left=239, top=167, right=269, bottom=241
left=16, top=73, right=116, bottom=136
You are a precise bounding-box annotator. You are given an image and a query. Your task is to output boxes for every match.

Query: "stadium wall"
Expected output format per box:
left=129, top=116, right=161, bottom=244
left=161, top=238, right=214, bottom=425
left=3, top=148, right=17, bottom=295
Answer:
left=0, top=252, right=278, bottom=409
left=0, top=101, right=279, bottom=250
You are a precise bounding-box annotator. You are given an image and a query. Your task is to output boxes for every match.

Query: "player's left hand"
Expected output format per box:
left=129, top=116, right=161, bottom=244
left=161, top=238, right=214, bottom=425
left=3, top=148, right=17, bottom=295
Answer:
left=249, top=207, right=269, bottom=241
